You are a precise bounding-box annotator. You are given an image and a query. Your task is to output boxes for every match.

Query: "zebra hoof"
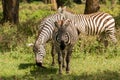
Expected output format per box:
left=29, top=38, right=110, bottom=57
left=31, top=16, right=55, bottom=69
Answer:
left=62, top=65, right=65, bottom=68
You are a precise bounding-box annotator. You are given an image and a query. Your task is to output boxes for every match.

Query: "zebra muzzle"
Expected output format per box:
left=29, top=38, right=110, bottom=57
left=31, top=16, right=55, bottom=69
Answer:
left=60, top=41, right=66, bottom=50
left=36, top=62, right=46, bottom=68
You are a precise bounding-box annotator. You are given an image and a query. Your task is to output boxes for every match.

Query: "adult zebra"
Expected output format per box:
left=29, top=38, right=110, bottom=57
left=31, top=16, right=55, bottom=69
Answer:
left=58, top=7, right=117, bottom=48
left=33, top=13, right=65, bottom=67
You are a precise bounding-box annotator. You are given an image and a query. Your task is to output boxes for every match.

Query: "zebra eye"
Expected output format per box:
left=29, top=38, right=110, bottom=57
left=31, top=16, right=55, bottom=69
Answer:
left=57, top=36, right=60, bottom=42
left=65, top=32, right=69, bottom=38
left=65, top=32, right=69, bottom=43
left=65, top=33, right=68, bottom=37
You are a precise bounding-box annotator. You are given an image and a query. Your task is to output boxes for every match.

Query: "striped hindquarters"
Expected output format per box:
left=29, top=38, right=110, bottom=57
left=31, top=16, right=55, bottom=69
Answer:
left=76, top=12, right=115, bottom=36
left=92, top=12, right=115, bottom=35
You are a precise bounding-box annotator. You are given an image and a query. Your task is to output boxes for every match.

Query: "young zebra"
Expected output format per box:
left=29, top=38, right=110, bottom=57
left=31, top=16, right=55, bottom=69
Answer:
left=52, top=19, right=79, bottom=74
left=58, top=7, right=117, bottom=48
left=33, top=13, right=65, bottom=67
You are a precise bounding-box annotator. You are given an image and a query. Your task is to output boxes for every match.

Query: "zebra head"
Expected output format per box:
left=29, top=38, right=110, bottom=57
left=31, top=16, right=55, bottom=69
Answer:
left=33, top=40, right=46, bottom=67
left=54, top=19, right=73, bottom=50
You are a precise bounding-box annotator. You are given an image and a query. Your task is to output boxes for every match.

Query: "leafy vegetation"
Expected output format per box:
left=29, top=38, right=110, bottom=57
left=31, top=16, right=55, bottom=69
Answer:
left=0, top=1, right=120, bottom=80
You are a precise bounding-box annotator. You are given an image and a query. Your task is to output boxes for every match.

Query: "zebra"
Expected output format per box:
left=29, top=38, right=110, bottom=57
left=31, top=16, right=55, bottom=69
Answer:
left=52, top=19, right=79, bottom=74
left=33, top=13, right=66, bottom=67
left=57, top=7, right=117, bottom=48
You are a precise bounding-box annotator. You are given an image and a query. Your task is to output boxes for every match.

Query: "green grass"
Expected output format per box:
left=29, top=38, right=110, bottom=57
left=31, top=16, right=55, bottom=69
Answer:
left=1, top=48, right=120, bottom=80
left=0, top=1, right=120, bottom=80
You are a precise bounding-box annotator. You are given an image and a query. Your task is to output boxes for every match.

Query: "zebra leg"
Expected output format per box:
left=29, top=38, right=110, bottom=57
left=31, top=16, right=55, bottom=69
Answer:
left=108, top=33, right=117, bottom=44
left=62, top=51, right=66, bottom=68
left=102, top=38, right=108, bottom=52
left=51, top=44, right=55, bottom=66
left=66, top=48, right=72, bottom=74
left=58, top=51, right=63, bottom=74
left=103, top=39, right=108, bottom=48
left=97, top=34, right=104, bottom=52
left=108, top=33, right=117, bottom=50
left=97, top=32, right=109, bottom=52
left=103, top=33, right=110, bottom=48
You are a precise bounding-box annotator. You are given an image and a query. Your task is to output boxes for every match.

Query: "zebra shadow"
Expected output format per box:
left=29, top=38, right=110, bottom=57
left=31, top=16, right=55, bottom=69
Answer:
left=30, top=65, right=58, bottom=75
left=19, top=63, right=35, bottom=69
left=19, top=63, right=57, bottom=74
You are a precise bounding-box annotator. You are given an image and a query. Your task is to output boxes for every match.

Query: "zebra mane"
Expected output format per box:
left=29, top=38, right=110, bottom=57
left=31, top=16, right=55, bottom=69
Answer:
left=58, top=6, right=75, bottom=19
left=54, top=20, right=63, bottom=28
left=58, top=6, right=74, bottom=14
left=65, top=8, right=74, bottom=14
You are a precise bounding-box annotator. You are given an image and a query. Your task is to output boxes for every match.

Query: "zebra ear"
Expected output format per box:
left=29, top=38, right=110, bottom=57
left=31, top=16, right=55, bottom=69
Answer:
left=58, top=6, right=66, bottom=13
left=58, top=6, right=63, bottom=13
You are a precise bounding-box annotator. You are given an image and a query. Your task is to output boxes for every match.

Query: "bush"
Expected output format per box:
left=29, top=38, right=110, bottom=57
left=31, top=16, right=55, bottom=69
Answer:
left=0, top=23, right=18, bottom=52
left=0, top=2, right=55, bottom=52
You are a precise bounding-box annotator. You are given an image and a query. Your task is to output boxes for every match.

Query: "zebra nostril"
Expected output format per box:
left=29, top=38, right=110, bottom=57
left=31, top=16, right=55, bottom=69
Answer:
left=60, top=41, right=66, bottom=50
left=60, top=40, right=63, bottom=43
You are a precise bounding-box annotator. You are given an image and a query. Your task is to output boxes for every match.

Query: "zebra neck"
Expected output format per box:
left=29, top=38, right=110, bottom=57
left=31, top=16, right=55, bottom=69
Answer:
left=51, top=13, right=65, bottom=22
left=64, top=12, right=75, bottom=19
left=38, top=35, right=50, bottom=44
